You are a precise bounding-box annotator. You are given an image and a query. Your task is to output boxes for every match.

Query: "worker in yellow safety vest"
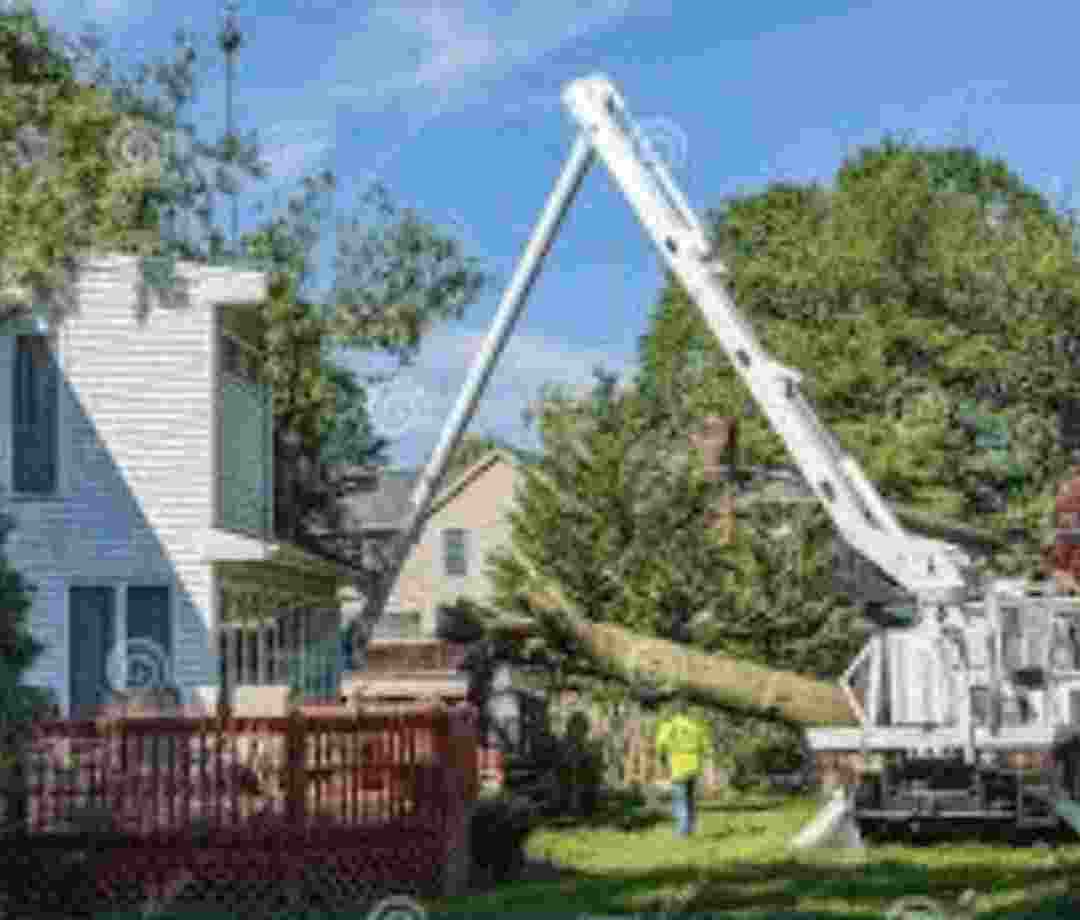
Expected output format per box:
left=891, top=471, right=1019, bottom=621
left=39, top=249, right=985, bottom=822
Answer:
left=655, top=701, right=714, bottom=836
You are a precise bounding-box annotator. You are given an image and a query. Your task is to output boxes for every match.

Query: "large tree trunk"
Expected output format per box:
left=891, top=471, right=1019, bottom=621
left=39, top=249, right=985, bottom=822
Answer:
left=490, top=608, right=857, bottom=728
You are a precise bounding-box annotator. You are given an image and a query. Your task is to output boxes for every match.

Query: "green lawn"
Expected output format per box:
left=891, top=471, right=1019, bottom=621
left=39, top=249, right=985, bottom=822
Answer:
left=81, top=793, right=1080, bottom=919
left=430, top=792, right=1080, bottom=919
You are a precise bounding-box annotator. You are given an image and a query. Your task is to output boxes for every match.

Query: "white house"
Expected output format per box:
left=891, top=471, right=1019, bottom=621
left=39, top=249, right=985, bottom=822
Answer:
left=0, top=256, right=354, bottom=718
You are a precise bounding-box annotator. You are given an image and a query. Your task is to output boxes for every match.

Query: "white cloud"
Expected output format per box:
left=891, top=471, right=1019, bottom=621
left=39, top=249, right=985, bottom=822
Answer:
left=84, top=0, right=135, bottom=19
left=421, top=325, right=630, bottom=380
left=390, top=4, right=500, bottom=93
left=336, top=325, right=636, bottom=465
left=28, top=0, right=142, bottom=25
left=328, top=0, right=640, bottom=109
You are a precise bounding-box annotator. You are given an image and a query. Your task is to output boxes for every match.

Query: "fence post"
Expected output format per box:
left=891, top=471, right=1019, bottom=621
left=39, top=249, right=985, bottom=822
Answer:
left=4, top=727, right=29, bottom=834
left=285, top=708, right=306, bottom=828
left=441, top=704, right=478, bottom=898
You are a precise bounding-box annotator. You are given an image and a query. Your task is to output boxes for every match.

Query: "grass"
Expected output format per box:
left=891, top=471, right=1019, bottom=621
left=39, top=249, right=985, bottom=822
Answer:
left=75, top=791, right=1080, bottom=919
left=428, top=791, right=1080, bottom=919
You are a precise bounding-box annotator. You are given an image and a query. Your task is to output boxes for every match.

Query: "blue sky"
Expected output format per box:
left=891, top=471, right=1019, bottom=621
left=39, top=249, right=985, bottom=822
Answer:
left=32, top=0, right=1080, bottom=468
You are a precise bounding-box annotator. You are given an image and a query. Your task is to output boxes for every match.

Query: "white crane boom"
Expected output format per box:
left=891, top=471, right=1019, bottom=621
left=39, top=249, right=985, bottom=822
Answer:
left=563, top=76, right=971, bottom=607
left=364, top=73, right=971, bottom=642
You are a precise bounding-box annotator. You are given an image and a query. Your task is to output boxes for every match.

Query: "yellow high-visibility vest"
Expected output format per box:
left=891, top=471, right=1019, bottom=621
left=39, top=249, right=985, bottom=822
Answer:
left=655, top=714, right=713, bottom=782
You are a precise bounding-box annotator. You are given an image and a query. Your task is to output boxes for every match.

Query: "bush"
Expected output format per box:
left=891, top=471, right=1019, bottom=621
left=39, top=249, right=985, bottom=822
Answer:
left=0, top=510, right=43, bottom=792
left=469, top=792, right=537, bottom=887
left=435, top=599, right=487, bottom=643
left=499, top=711, right=607, bottom=820
left=728, top=720, right=806, bottom=792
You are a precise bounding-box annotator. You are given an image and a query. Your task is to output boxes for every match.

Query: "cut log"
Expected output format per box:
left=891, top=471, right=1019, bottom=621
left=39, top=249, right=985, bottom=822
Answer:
left=482, top=546, right=857, bottom=728
left=488, top=607, right=856, bottom=728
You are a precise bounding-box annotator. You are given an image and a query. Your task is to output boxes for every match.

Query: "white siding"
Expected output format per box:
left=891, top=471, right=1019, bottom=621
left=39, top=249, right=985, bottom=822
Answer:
left=1, top=256, right=266, bottom=711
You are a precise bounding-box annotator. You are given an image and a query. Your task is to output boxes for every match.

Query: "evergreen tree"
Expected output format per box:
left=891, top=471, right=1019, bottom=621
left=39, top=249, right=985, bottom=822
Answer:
left=0, top=513, right=48, bottom=777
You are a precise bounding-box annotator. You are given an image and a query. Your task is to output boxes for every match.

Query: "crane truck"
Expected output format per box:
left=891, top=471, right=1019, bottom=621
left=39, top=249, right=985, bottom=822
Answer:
left=364, top=74, right=1080, bottom=844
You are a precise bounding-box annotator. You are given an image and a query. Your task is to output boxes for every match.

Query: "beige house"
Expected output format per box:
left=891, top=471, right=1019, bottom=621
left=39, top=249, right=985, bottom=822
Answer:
left=339, top=448, right=540, bottom=735
left=392, top=449, right=524, bottom=635
left=341, top=448, right=530, bottom=639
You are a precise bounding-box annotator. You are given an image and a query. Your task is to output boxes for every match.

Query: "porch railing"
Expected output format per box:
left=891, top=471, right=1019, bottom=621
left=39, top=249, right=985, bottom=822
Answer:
left=220, top=608, right=344, bottom=704
left=2, top=703, right=478, bottom=843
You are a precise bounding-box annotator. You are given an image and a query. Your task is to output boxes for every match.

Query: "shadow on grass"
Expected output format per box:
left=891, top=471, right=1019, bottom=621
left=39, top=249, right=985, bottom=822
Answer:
left=87, top=797, right=1080, bottom=920
left=433, top=796, right=1080, bottom=920
left=544, top=791, right=802, bottom=834
left=544, top=808, right=671, bottom=833
left=434, top=856, right=1080, bottom=920
left=91, top=847, right=1080, bottom=920
left=697, top=796, right=802, bottom=814
left=538, top=791, right=673, bottom=833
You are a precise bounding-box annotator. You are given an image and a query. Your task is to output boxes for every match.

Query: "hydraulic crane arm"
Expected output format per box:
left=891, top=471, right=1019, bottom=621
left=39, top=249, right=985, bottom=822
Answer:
left=562, top=77, right=970, bottom=606
left=362, top=74, right=970, bottom=641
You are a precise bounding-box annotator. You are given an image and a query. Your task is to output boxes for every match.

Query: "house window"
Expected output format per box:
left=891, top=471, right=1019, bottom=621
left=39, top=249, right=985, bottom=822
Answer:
left=68, top=584, right=172, bottom=717
left=220, top=607, right=342, bottom=702
left=13, top=335, right=57, bottom=495
left=444, top=528, right=468, bottom=576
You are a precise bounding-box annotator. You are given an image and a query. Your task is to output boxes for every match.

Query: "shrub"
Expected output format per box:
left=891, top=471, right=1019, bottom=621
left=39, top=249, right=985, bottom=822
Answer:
left=728, top=720, right=806, bottom=792
left=0, top=510, right=43, bottom=792
left=435, top=600, right=487, bottom=643
left=469, top=791, right=537, bottom=887
left=0, top=511, right=43, bottom=745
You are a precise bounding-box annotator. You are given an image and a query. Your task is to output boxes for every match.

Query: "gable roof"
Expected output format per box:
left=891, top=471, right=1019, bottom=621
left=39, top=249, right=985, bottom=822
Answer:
left=338, top=468, right=421, bottom=532
left=428, top=447, right=529, bottom=517
left=338, top=444, right=540, bottom=534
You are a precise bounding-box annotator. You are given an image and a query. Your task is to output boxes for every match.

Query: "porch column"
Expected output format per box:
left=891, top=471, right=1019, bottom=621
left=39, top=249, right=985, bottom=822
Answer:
left=258, top=625, right=269, bottom=685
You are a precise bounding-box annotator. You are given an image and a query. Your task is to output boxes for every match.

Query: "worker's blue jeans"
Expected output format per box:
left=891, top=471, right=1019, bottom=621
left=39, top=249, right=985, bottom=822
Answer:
left=671, top=776, right=697, bottom=836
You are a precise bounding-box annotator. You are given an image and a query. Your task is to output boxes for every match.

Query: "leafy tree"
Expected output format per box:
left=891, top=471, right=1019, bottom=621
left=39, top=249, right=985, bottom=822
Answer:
left=242, top=176, right=486, bottom=550
left=0, top=8, right=160, bottom=312
left=0, top=6, right=271, bottom=316
left=640, top=141, right=1080, bottom=582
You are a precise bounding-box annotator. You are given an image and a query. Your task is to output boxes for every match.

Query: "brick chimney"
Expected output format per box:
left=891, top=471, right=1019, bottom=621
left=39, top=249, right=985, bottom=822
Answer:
left=691, top=415, right=738, bottom=544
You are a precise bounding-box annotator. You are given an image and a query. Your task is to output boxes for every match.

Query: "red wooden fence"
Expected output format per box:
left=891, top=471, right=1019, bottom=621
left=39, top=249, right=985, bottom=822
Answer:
left=14, top=706, right=468, bottom=838
left=2, top=703, right=480, bottom=915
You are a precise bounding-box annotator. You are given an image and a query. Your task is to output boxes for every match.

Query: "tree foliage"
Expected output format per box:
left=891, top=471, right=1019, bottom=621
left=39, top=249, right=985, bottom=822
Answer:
left=0, top=8, right=160, bottom=308
left=0, top=513, right=51, bottom=776
left=486, top=370, right=864, bottom=698
left=486, top=141, right=1080, bottom=711
left=488, top=371, right=781, bottom=693
left=641, top=141, right=1080, bottom=577
left=244, top=175, right=486, bottom=549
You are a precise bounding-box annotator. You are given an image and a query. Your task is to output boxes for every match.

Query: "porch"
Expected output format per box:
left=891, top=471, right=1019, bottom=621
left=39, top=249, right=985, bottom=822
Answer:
left=206, top=555, right=353, bottom=709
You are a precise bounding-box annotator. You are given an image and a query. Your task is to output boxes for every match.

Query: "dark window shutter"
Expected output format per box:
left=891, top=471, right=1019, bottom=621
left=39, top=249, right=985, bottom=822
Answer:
left=69, top=587, right=116, bottom=716
left=13, top=335, right=57, bottom=494
left=126, top=587, right=171, bottom=653
left=126, top=586, right=172, bottom=692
